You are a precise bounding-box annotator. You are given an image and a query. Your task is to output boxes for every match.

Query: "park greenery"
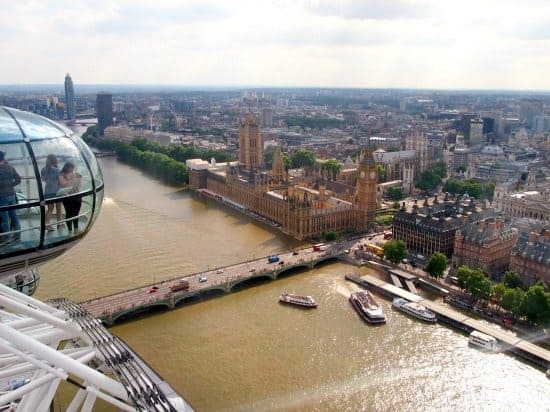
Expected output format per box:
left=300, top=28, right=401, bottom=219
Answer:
left=456, top=267, right=550, bottom=324
left=376, top=164, right=386, bottom=182
left=263, top=147, right=291, bottom=170
left=415, top=162, right=447, bottom=192
left=383, top=240, right=407, bottom=264
left=324, top=231, right=338, bottom=242
left=425, top=252, right=447, bottom=278
left=290, top=148, right=316, bottom=168
left=375, top=213, right=394, bottom=226
left=386, top=187, right=404, bottom=201
left=443, top=178, right=496, bottom=201
left=320, top=159, right=342, bottom=180
left=82, top=125, right=233, bottom=186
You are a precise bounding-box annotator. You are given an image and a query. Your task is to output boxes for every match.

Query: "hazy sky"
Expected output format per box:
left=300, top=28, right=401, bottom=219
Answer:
left=1, top=0, right=549, bottom=89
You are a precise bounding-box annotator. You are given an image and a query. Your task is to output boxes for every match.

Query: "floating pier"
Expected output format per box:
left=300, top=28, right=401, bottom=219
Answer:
left=345, top=274, right=550, bottom=370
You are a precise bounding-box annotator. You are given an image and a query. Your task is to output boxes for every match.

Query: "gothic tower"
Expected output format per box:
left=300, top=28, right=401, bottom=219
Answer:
left=271, top=145, right=285, bottom=184
left=355, top=148, right=378, bottom=229
left=239, top=114, right=264, bottom=171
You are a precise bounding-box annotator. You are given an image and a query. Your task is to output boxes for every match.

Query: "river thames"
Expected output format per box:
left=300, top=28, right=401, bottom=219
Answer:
left=35, top=157, right=549, bottom=411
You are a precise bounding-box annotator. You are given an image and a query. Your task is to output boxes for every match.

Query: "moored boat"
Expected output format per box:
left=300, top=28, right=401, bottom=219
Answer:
left=468, top=331, right=499, bottom=352
left=392, top=298, right=437, bottom=323
left=279, top=293, right=318, bottom=308
left=444, top=295, right=474, bottom=310
left=349, top=291, right=386, bottom=324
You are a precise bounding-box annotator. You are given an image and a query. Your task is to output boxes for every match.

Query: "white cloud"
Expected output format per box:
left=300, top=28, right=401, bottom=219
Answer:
left=0, top=0, right=549, bottom=89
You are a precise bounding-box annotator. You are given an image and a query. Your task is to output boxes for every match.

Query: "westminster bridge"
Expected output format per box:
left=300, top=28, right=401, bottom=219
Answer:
left=80, top=240, right=359, bottom=325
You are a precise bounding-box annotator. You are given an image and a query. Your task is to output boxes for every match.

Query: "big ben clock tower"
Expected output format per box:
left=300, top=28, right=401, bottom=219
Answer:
left=355, top=148, right=378, bottom=230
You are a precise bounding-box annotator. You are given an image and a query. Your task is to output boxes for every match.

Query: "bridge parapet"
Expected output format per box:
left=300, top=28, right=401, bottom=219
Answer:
left=81, top=241, right=362, bottom=325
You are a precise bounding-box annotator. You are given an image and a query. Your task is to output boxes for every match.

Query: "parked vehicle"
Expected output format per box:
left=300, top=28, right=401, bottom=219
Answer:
left=199, top=276, right=208, bottom=283
left=268, top=256, right=280, bottom=263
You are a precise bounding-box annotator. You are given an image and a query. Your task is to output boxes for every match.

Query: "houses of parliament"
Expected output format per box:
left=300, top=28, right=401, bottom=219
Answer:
left=187, top=115, right=378, bottom=240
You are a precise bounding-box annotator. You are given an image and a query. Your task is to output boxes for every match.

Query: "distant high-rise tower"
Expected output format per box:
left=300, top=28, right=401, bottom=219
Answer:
left=261, top=107, right=273, bottom=128
left=64, top=73, right=75, bottom=120
left=468, top=119, right=484, bottom=147
left=96, top=93, right=113, bottom=136
left=239, top=114, right=263, bottom=171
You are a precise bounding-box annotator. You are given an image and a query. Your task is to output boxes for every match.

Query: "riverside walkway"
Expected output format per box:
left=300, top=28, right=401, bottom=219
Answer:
left=346, top=274, right=550, bottom=370
left=81, top=241, right=357, bottom=325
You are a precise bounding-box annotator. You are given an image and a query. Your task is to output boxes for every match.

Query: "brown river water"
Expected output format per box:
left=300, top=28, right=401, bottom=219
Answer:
left=35, top=157, right=549, bottom=411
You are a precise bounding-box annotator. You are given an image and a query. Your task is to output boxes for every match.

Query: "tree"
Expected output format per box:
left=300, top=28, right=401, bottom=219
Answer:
left=520, top=285, right=550, bottom=324
left=425, top=252, right=447, bottom=278
left=291, top=149, right=316, bottom=168
left=491, top=283, right=506, bottom=303
left=431, top=162, right=448, bottom=179
left=456, top=266, right=472, bottom=290
left=503, top=271, right=524, bottom=290
left=263, top=146, right=276, bottom=168
left=415, top=169, right=441, bottom=192
left=322, top=159, right=342, bottom=180
left=376, top=164, right=386, bottom=182
left=501, top=288, right=525, bottom=317
left=467, top=270, right=492, bottom=301
left=282, top=154, right=291, bottom=171
left=383, top=240, right=407, bottom=264
left=324, top=231, right=337, bottom=241
left=386, top=187, right=404, bottom=201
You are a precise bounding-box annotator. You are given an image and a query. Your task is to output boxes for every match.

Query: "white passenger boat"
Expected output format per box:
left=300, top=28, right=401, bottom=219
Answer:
left=279, top=293, right=318, bottom=308
left=392, top=298, right=437, bottom=323
left=349, top=291, right=386, bottom=324
left=468, top=331, right=499, bottom=352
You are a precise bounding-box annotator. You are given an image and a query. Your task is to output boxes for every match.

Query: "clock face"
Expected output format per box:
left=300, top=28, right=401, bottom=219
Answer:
left=360, top=171, right=365, bottom=178
left=370, top=171, right=376, bottom=179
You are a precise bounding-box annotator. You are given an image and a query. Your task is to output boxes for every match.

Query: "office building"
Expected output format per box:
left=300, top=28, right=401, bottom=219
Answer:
left=64, top=73, right=75, bottom=120
left=96, top=93, right=113, bottom=136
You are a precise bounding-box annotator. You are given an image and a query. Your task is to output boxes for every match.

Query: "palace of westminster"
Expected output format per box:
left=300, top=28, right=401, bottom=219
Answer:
left=187, top=114, right=378, bottom=240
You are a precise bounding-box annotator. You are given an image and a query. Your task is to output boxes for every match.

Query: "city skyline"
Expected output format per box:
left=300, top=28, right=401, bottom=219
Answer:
left=1, top=0, right=550, bottom=90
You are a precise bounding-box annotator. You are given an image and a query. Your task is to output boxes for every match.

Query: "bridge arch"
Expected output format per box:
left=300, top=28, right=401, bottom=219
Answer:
left=111, top=301, right=172, bottom=324
left=230, top=273, right=274, bottom=291
left=312, top=255, right=340, bottom=267
left=174, top=287, right=227, bottom=306
left=274, top=264, right=311, bottom=279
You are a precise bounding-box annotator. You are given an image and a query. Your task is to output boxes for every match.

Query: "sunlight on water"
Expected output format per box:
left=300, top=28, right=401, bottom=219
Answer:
left=36, top=158, right=549, bottom=412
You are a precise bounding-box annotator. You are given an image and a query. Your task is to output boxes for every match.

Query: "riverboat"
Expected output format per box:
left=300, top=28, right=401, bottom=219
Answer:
left=468, top=331, right=499, bottom=352
left=279, top=293, right=318, bottom=308
left=444, top=295, right=474, bottom=310
left=392, top=298, right=437, bottom=323
left=349, top=290, right=386, bottom=324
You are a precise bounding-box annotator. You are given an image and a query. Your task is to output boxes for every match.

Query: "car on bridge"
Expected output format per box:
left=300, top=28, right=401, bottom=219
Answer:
left=199, top=276, right=208, bottom=283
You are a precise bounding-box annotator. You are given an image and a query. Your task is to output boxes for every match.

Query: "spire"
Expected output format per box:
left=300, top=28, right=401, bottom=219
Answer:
left=271, top=145, right=285, bottom=184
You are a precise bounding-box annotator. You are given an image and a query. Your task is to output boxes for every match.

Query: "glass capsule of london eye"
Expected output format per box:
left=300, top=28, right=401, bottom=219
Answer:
left=0, top=107, right=104, bottom=294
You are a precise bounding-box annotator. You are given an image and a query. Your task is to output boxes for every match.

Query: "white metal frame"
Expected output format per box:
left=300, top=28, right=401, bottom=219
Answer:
left=0, top=283, right=136, bottom=412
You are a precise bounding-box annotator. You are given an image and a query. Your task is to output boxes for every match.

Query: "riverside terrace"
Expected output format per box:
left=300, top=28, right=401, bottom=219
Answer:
left=79, top=241, right=359, bottom=325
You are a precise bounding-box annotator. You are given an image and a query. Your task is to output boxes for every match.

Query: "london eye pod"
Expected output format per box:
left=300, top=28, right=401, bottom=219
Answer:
left=0, top=107, right=104, bottom=293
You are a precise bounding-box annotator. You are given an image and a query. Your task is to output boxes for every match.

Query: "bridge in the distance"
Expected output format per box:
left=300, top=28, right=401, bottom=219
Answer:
left=80, top=240, right=359, bottom=325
